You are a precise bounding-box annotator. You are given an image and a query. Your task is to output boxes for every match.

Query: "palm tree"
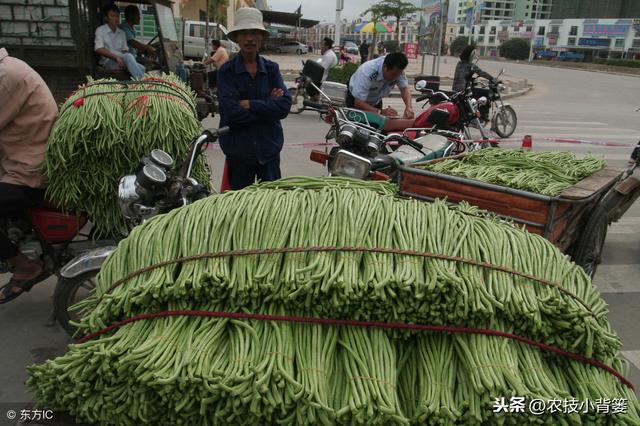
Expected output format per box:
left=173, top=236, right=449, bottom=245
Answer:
left=365, top=0, right=421, bottom=42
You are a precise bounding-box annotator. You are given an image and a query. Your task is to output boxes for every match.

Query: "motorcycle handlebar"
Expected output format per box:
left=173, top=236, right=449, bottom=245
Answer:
left=416, top=94, right=429, bottom=103
left=303, top=100, right=328, bottom=111
left=179, top=127, right=230, bottom=178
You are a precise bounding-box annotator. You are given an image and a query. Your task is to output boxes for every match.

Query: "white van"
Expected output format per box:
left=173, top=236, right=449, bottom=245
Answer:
left=183, top=20, right=239, bottom=59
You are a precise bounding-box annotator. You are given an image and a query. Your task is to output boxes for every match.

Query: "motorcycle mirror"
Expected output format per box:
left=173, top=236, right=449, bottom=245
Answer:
left=415, top=80, right=427, bottom=91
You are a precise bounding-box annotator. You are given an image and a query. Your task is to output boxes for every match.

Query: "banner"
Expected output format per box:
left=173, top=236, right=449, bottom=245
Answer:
left=404, top=42, right=419, bottom=59
left=582, top=24, right=629, bottom=37
left=419, top=0, right=448, bottom=54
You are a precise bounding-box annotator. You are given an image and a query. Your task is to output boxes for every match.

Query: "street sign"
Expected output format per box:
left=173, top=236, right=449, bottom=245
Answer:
left=404, top=42, right=419, bottom=59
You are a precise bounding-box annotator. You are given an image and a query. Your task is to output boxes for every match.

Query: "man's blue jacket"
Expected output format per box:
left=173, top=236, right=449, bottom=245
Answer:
left=217, top=54, right=292, bottom=164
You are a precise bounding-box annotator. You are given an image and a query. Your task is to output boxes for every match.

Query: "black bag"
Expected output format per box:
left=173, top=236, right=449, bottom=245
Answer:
left=302, top=60, right=324, bottom=85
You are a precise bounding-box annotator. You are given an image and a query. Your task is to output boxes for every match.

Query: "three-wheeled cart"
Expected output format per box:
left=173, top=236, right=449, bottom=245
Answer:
left=397, top=157, right=640, bottom=278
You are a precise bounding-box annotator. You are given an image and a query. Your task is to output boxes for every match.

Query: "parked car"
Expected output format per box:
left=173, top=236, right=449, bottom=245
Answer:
left=343, top=41, right=359, bottom=54
left=182, top=21, right=239, bottom=59
left=535, top=50, right=557, bottom=60
left=559, top=51, right=585, bottom=61
left=275, top=41, right=309, bottom=54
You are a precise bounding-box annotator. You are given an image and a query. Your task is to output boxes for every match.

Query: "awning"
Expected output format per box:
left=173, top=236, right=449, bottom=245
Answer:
left=260, top=10, right=319, bottom=28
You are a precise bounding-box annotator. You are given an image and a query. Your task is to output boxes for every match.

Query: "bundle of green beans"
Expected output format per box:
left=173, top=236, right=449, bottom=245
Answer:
left=43, top=74, right=210, bottom=237
left=27, top=177, right=639, bottom=425
left=423, top=149, right=606, bottom=196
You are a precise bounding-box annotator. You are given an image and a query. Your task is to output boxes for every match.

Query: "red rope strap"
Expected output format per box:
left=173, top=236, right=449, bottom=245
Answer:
left=101, top=246, right=596, bottom=317
left=76, top=309, right=634, bottom=390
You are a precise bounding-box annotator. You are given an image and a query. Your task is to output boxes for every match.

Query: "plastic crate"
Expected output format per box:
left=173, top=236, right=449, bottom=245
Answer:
left=320, top=81, right=347, bottom=106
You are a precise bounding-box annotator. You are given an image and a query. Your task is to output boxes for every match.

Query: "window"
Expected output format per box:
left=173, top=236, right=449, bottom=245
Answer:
left=478, top=36, right=484, bottom=43
left=502, top=26, right=508, bottom=32
left=490, top=26, right=496, bottom=35
left=538, top=26, right=545, bottom=35
left=568, top=37, right=576, bottom=46
left=551, top=26, right=560, bottom=33
left=489, top=36, right=495, bottom=43
left=471, top=27, right=475, bottom=34
left=189, top=24, right=204, bottom=38
left=526, top=26, right=533, bottom=32
left=479, top=26, right=485, bottom=34
left=199, top=10, right=206, bottom=21
left=615, top=38, right=625, bottom=48
left=459, top=26, right=465, bottom=34
left=633, top=39, right=640, bottom=47
left=635, top=29, right=640, bottom=38
left=570, top=26, right=578, bottom=36
left=525, top=13, right=529, bottom=17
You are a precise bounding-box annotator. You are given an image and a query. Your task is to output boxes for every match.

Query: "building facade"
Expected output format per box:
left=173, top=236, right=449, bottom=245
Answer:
left=448, top=0, right=552, bottom=23
left=457, top=17, right=640, bottom=60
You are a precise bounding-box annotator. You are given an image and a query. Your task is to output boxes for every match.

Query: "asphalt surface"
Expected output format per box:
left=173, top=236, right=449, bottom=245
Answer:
left=0, top=57, right=639, bottom=424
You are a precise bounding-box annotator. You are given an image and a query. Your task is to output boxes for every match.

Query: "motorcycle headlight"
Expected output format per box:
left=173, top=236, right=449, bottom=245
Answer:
left=477, top=96, right=488, bottom=106
left=498, top=84, right=507, bottom=92
left=118, top=175, right=140, bottom=219
left=150, top=149, right=173, bottom=169
left=136, top=164, right=167, bottom=190
left=468, top=98, right=479, bottom=113
left=329, top=150, right=372, bottom=179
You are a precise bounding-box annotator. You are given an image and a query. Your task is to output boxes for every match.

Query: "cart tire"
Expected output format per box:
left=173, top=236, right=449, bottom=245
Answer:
left=572, top=191, right=625, bottom=278
left=54, top=271, right=98, bottom=339
left=492, top=105, right=517, bottom=138
left=288, top=87, right=304, bottom=114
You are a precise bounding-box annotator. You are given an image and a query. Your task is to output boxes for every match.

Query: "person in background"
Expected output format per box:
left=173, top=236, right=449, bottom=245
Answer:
left=202, top=39, right=229, bottom=90
left=452, top=45, right=497, bottom=120
left=452, top=45, right=496, bottom=92
left=217, top=7, right=291, bottom=190
left=120, top=5, right=156, bottom=61
left=94, top=4, right=145, bottom=78
left=359, top=40, right=369, bottom=63
left=308, top=37, right=338, bottom=102
left=346, top=52, right=413, bottom=119
left=0, top=48, right=58, bottom=303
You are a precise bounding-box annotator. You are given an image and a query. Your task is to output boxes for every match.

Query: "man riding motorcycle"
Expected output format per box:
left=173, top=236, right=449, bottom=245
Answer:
left=452, top=45, right=498, bottom=121
left=0, top=48, right=58, bottom=303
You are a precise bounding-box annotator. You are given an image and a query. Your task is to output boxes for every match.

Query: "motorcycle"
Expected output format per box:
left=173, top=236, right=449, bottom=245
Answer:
left=306, top=94, right=490, bottom=180
left=287, top=60, right=347, bottom=114
left=52, top=126, right=229, bottom=336
left=471, top=68, right=517, bottom=138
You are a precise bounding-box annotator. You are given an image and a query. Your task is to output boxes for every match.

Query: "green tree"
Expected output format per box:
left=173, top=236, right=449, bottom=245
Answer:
left=450, top=36, right=472, bottom=56
left=365, top=0, right=421, bottom=42
left=499, top=38, right=530, bottom=60
left=208, top=0, right=229, bottom=25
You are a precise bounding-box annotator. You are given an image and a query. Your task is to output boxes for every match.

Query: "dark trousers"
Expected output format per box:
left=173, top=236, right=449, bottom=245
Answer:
left=226, top=156, right=281, bottom=190
left=0, top=183, right=45, bottom=260
left=207, top=70, right=218, bottom=90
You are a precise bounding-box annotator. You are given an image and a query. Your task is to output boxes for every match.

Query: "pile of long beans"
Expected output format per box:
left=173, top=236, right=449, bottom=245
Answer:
left=27, top=178, right=639, bottom=425
left=423, top=149, right=606, bottom=196
left=44, top=74, right=210, bottom=237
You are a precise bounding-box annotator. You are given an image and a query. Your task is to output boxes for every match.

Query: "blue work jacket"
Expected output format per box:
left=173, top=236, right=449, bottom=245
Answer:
left=217, top=54, right=291, bottom=163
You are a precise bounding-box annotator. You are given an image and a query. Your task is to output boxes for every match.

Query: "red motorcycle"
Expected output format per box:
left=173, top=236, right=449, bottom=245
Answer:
left=0, top=203, right=116, bottom=332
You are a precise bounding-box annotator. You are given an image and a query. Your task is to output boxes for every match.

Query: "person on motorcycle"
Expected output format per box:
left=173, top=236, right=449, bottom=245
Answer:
left=452, top=46, right=497, bottom=121
left=0, top=48, right=58, bottom=303
left=346, top=52, right=414, bottom=119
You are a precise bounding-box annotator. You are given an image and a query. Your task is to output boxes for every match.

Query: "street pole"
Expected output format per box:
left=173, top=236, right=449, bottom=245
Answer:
left=204, top=0, right=210, bottom=61
left=335, top=0, right=343, bottom=49
left=435, top=0, right=444, bottom=75
left=528, top=0, right=540, bottom=62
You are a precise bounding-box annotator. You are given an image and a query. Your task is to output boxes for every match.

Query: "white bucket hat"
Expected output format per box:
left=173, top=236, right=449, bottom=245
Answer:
left=228, top=8, right=269, bottom=42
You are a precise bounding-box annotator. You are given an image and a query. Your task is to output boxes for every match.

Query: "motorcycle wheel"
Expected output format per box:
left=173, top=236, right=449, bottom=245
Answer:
left=492, top=105, right=517, bottom=138
left=288, top=87, right=305, bottom=114
left=54, top=271, right=98, bottom=338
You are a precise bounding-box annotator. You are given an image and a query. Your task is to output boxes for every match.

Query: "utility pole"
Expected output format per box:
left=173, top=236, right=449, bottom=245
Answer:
left=435, top=0, right=444, bottom=75
left=335, top=0, right=344, bottom=48
left=528, top=0, right=541, bottom=62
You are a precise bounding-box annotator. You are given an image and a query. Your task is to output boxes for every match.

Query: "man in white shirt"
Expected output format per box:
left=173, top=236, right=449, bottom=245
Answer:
left=308, top=37, right=337, bottom=101
left=94, top=4, right=145, bottom=79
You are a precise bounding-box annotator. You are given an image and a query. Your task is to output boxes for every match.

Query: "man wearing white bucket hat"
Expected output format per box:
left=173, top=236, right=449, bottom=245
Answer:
left=217, top=7, right=291, bottom=190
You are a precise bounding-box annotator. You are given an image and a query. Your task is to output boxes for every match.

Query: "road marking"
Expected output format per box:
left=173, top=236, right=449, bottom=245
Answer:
left=518, top=126, right=638, bottom=133
left=622, top=351, right=640, bottom=371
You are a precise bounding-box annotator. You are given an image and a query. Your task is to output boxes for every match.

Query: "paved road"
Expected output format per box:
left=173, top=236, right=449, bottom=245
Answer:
left=0, top=60, right=638, bottom=422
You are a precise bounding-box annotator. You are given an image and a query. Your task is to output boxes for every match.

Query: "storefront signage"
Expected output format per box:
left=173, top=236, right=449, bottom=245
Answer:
left=582, top=24, right=629, bottom=37
left=578, top=37, right=611, bottom=47
left=404, top=42, right=419, bottom=59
